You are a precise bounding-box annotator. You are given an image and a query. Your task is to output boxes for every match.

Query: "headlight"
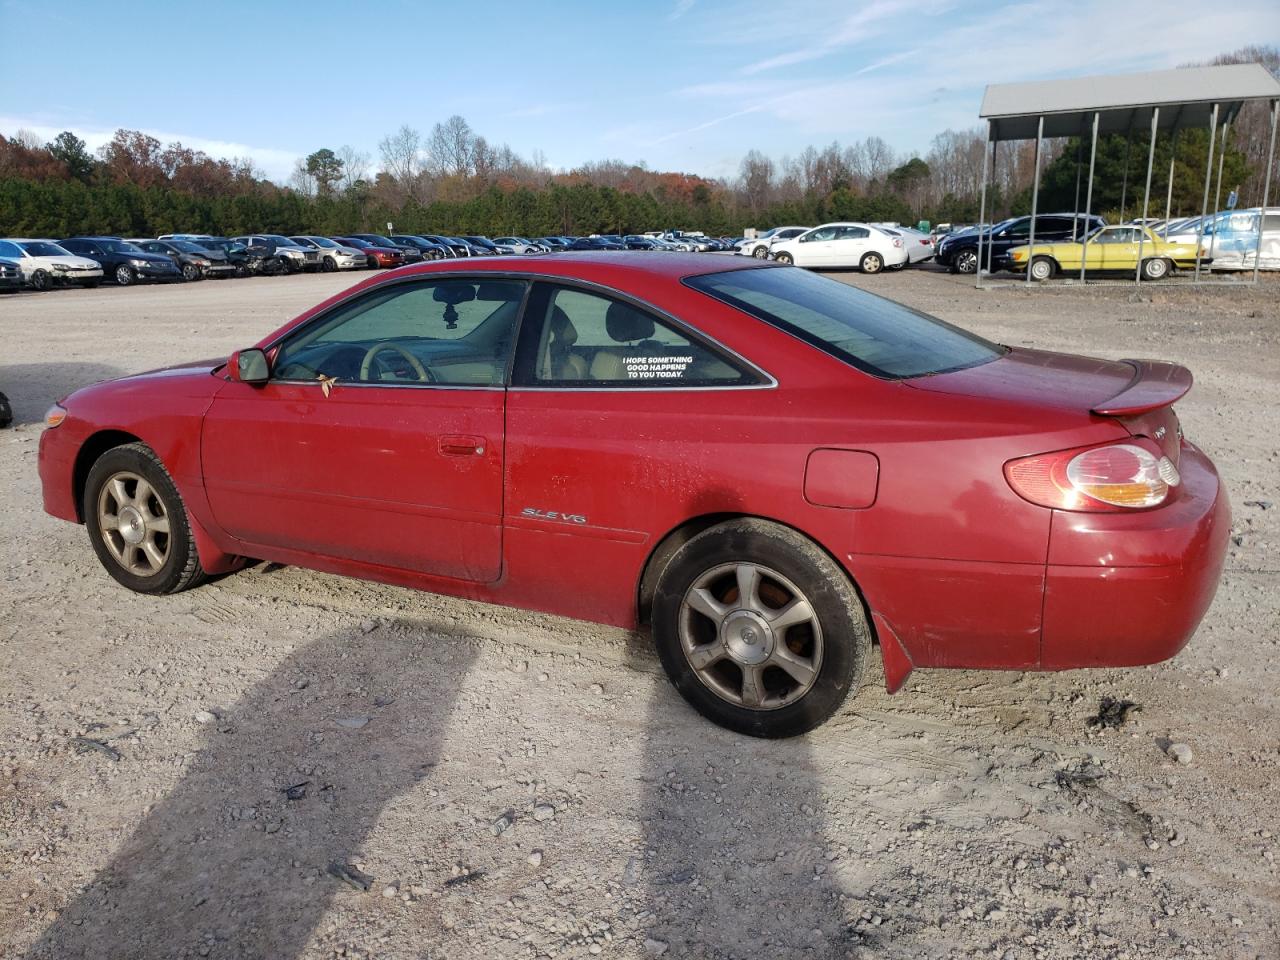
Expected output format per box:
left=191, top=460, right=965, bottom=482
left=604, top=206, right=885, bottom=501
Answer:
left=45, top=404, right=67, bottom=428
left=131, top=259, right=150, bottom=267
left=195, top=258, right=211, bottom=266
left=52, top=263, right=72, bottom=271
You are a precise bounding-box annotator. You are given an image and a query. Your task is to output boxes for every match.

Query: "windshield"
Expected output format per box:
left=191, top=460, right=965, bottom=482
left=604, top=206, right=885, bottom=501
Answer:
left=342, top=237, right=371, bottom=248
left=170, top=240, right=205, bottom=253
left=263, top=235, right=303, bottom=247
left=307, top=237, right=338, bottom=248
left=19, top=241, right=73, bottom=257
left=100, top=240, right=142, bottom=254
left=686, top=267, right=1005, bottom=380
left=365, top=235, right=396, bottom=246
left=465, top=237, right=496, bottom=247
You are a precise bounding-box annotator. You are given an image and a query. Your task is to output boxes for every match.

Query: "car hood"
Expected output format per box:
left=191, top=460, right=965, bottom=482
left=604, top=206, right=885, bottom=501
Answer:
left=906, top=347, right=1155, bottom=414
left=33, top=256, right=100, bottom=268
left=130, top=252, right=178, bottom=263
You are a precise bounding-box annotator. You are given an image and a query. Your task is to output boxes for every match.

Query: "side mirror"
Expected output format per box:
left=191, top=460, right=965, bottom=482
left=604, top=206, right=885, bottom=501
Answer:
left=228, top=348, right=269, bottom=384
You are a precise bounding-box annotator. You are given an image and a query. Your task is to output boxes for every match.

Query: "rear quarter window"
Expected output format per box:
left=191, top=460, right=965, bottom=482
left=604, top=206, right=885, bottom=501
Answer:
left=685, top=267, right=1005, bottom=380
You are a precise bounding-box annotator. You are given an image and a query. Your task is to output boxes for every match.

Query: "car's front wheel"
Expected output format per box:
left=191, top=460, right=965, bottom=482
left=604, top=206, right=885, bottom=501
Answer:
left=773, top=251, right=794, bottom=265
left=954, top=249, right=978, bottom=274
left=652, top=518, right=870, bottom=737
left=115, top=265, right=136, bottom=286
left=83, top=443, right=207, bottom=595
left=1029, top=256, right=1056, bottom=281
left=30, top=269, right=51, bottom=291
left=181, top=263, right=202, bottom=282
left=752, top=245, right=769, bottom=259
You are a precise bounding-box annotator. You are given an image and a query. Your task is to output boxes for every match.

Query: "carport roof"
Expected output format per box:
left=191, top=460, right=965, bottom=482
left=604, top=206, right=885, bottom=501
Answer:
left=979, top=63, right=1280, bottom=142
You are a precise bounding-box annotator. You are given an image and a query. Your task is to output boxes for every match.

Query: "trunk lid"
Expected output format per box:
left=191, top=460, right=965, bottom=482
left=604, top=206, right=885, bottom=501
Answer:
left=908, top=347, right=1188, bottom=461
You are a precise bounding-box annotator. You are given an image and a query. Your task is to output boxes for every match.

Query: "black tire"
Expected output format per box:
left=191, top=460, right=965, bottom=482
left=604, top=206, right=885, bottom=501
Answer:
left=773, top=251, right=794, bottom=265
left=859, top=251, right=884, bottom=274
left=651, top=518, right=870, bottom=737
left=115, top=264, right=136, bottom=286
left=83, top=443, right=207, bottom=595
left=30, top=269, right=51, bottom=291
left=1029, top=256, right=1056, bottom=282
left=1141, top=257, right=1170, bottom=281
left=752, top=245, right=770, bottom=259
left=954, top=249, right=978, bottom=274
left=322, top=255, right=337, bottom=272
left=182, top=263, right=202, bottom=282
left=234, top=263, right=252, bottom=279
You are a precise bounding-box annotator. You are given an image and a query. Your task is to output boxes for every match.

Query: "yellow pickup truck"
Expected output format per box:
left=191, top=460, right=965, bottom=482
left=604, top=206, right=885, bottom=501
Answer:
left=1005, top=225, right=1210, bottom=280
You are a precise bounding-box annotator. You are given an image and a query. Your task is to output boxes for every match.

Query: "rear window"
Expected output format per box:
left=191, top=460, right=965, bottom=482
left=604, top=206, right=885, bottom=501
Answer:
left=685, top=267, right=1005, bottom=380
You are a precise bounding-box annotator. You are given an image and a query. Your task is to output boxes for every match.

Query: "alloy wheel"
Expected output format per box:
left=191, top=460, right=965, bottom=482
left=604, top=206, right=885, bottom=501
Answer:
left=96, top=471, right=171, bottom=576
left=678, top=562, right=823, bottom=710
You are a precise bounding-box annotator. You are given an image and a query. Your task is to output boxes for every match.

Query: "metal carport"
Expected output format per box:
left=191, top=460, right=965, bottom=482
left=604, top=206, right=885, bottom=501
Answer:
left=975, top=63, right=1280, bottom=286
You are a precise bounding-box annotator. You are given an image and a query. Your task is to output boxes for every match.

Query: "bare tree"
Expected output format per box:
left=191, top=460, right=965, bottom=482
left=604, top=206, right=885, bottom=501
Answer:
left=378, top=125, right=422, bottom=184
left=427, top=115, right=475, bottom=178
left=289, top=158, right=316, bottom=196
left=739, top=149, right=775, bottom=215
left=336, top=144, right=371, bottom=190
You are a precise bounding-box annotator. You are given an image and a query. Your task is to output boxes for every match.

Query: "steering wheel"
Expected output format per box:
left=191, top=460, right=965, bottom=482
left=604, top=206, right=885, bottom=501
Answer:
left=359, top=342, right=432, bottom=383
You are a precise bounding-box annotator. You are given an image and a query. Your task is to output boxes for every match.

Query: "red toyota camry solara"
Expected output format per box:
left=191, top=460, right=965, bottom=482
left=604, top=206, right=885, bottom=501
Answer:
left=38, top=254, right=1229, bottom=736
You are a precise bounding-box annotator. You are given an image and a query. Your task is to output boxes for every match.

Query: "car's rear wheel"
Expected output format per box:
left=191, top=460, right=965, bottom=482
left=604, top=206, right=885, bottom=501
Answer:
left=752, top=245, right=769, bottom=259
left=954, top=249, right=978, bottom=274
left=652, top=518, right=870, bottom=737
left=84, top=443, right=207, bottom=595
left=773, top=251, right=794, bottom=265
left=860, top=252, right=884, bottom=274
left=1029, top=256, right=1056, bottom=281
left=115, top=265, right=136, bottom=286
left=30, top=269, right=51, bottom=291
left=1141, top=257, right=1170, bottom=280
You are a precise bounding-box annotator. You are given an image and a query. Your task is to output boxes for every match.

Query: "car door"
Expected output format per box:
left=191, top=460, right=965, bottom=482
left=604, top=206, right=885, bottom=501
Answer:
left=1097, top=227, right=1140, bottom=271
left=200, top=275, right=527, bottom=582
left=828, top=226, right=871, bottom=267
left=795, top=226, right=838, bottom=266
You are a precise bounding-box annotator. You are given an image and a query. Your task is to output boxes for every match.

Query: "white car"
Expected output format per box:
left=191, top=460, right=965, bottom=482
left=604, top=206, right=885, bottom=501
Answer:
left=493, top=236, right=548, bottom=254
left=0, top=238, right=103, bottom=290
left=878, top=226, right=935, bottom=265
left=769, top=223, right=908, bottom=273
left=737, top=226, right=810, bottom=259
left=289, top=236, right=367, bottom=271
left=1162, top=207, right=1280, bottom=271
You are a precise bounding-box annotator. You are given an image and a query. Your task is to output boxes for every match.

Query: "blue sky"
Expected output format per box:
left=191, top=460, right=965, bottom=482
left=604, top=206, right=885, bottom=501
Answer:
left=2, top=0, right=1276, bottom=182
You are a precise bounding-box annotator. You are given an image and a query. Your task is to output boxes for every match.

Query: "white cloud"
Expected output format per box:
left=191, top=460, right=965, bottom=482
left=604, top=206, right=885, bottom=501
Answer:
left=668, top=0, right=696, bottom=21
left=0, top=117, right=301, bottom=182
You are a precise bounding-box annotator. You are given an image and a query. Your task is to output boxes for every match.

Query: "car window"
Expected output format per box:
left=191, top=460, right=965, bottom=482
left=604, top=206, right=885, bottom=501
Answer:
left=686, top=266, right=1005, bottom=380
left=517, top=284, right=755, bottom=388
left=804, top=227, right=838, bottom=243
left=1002, top=221, right=1030, bottom=238
left=0, top=241, right=22, bottom=258
left=273, top=278, right=527, bottom=387
left=834, top=226, right=869, bottom=241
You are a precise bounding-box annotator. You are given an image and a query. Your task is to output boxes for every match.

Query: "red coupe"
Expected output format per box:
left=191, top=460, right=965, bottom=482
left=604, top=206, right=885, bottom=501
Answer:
left=38, top=254, right=1229, bottom=736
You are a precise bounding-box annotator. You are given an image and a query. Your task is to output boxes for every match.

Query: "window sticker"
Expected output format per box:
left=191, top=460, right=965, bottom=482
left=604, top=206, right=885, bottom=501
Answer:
left=623, top=355, right=693, bottom=379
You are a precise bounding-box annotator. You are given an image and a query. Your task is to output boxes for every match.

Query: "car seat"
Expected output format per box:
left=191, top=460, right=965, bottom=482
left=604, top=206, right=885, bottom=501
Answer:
left=588, top=302, right=658, bottom=380
left=540, top=306, right=589, bottom=380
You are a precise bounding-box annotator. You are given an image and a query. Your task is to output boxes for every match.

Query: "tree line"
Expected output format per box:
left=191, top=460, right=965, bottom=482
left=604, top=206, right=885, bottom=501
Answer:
left=0, top=46, right=1272, bottom=240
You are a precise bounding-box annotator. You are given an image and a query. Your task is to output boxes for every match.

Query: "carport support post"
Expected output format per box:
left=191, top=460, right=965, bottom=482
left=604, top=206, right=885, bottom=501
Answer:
left=1253, top=98, right=1278, bottom=285
left=1135, top=107, right=1159, bottom=285
left=975, top=120, right=991, bottom=289
left=1025, top=115, right=1044, bottom=284
left=1119, top=124, right=1134, bottom=221
left=1194, top=103, right=1219, bottom=281
left=1080, top=112, right=1100, bottom=284
left=1071, top=128, right=1084, bottom=240
left=1164, top=130, right=1179, bottom=224
left=1211, top=120, right=1230, bottom=264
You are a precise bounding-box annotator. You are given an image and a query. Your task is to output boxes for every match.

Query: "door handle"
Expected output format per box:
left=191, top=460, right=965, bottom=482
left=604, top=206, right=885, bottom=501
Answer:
left=439, top=435, right=485, bottom=457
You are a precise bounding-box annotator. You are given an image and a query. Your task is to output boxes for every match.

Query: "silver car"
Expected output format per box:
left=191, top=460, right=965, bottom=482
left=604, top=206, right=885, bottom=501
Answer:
left=290, top=236, right=367, bottom=271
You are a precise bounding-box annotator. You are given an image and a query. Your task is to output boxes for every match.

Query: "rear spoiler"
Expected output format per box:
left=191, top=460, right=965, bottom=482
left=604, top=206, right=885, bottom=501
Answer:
left=1092, top=359, right=1193, bottom=416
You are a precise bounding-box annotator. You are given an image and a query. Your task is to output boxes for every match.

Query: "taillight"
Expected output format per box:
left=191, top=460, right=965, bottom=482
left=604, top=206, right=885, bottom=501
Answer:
left=892, top=238, right=903, bottom=247
left=1004, top=441, right=1180, bottom=511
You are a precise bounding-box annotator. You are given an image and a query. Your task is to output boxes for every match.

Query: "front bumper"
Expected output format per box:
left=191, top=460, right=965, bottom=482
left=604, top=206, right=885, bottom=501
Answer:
left=51, top=268, right=103, bottom=285
left=1040, top=441, right=1229, bottom=668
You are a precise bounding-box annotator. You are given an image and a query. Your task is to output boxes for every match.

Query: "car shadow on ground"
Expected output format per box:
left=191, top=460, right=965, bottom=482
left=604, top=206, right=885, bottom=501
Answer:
left=1, top=362, right=124, bottom=426
left=630, top=641, right=860, bottom=958
left=24, top=622, right=478, bottom=960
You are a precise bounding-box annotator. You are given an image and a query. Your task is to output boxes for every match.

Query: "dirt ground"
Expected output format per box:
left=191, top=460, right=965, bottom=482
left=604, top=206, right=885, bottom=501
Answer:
left=0, top=264, right=1277, bottom=960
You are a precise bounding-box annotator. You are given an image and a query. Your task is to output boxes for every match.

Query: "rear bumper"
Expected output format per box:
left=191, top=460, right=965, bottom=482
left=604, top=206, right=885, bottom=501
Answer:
left=1040, top=441, right=1229, bottom=668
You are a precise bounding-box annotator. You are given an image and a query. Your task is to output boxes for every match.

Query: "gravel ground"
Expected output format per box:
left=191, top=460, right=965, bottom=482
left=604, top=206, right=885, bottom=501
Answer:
left=0, top=266, right=1277, bottom=960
